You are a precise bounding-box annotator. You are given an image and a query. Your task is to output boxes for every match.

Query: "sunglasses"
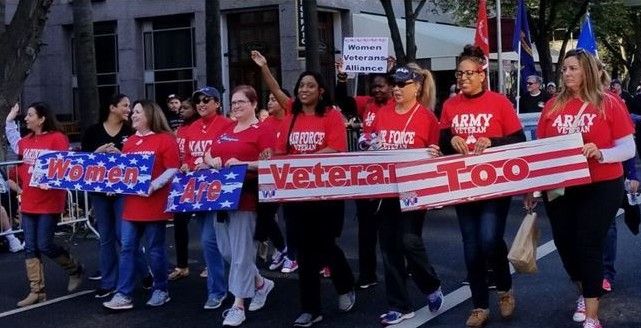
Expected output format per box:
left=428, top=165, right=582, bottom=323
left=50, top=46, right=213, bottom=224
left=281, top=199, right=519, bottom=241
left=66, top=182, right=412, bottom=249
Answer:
left=526, top=82, right=537, bottom=85
left=196, top=97, right=212, bottom=104
left=392, top=80, right=415, bottom=88
left=454, top=70, right=483, bottom=79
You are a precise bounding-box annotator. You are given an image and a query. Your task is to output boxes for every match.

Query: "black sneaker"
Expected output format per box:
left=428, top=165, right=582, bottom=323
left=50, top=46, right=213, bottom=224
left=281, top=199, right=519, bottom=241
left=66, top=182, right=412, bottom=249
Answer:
left=88, top=270, right=102, bottom=281
left=142, top=274, right=153, bottom=290
left=95, top=288, right=115, bottom=299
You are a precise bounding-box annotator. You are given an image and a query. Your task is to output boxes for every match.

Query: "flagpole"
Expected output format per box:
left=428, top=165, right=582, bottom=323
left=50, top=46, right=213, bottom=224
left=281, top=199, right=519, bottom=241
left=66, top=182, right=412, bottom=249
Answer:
left=497, top=0, right=504, bottom=94
left=516, top=39, right=522, bottom=113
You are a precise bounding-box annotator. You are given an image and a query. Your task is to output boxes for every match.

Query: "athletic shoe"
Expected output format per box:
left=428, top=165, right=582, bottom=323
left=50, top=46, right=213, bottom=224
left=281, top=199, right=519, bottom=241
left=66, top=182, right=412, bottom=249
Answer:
left=466, top=308, right=489, bottom=327
left=356, top=279, right=378, bottom=290
left=498, top=290, right=515, bottom=318
left=142, top=274, right=153, bottom=290
left=248, top=278, right=274, bottom=311
left=200, top=267, right=208, bottom=278
left=427, top=287, right=444, bottom=313
left=338, top=290, right=356, bottom=312
left=8, top=237, right=24, bottom=253
left=94, top=288, right=115, bottom=299
left=573, top=296, right=587, bottom=322
left=319, top=266, right=331, bottom=278
left=380, top=310, right=415, bottom=325
left=168, top=267, right=189, bottom=281
left=583, top=318, right=603, bottom=328
left=268, top=250, right=285, bottom=270
left=293, top=313, right=323, bottom=327
left=602, top=278, right=612, bottom=292
left=103, top=293, right=133, bottom=310
left=88, top=270, right=102, bottom=281
left=146, top=290, right=170, bottom=307
left=222, top=306, right=246, bottom=326
left=204, top=293, right=227, bottom=310
left=281, top=258, right=298, bottom=273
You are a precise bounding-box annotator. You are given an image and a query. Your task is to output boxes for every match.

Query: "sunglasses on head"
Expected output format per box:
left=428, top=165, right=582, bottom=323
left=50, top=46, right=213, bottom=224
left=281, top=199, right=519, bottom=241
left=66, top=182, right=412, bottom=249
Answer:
left=392, top=80, right=415, bottom=88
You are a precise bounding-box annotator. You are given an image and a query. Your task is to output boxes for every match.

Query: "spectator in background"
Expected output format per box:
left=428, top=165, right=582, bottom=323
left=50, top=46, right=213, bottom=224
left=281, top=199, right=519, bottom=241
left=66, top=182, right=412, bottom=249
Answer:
left=519, top=75, right=550, bottom=113
left=610, top=80, right=633, bottom=111
left=165, top=94, right=184, bottom=131
left=546, top=82, right=558, bottom=96
left=257, top=108, right=269, bottom=122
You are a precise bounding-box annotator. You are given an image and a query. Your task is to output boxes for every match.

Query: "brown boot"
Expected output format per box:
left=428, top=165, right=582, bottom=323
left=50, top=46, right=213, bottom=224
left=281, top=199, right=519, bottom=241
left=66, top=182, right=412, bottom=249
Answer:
left=53, top=253, right=84, bottom=292
left=17, top=258, right=47, bottom=307
left=466, top=308, right=489, bottom=327
left=498, top=289, right=515, bottom=318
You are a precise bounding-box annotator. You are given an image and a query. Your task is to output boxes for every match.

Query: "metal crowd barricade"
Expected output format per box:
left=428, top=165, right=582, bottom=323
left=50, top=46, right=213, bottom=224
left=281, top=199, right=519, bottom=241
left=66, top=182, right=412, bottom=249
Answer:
left=0, top=160, right=98, bottom=238
left=346, top=125, right=362, bottom=152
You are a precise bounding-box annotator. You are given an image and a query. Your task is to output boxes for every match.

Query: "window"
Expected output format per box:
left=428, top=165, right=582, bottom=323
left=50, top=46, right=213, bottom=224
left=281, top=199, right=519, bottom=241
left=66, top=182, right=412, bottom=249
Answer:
left=143, top=15, right=196, bottom=107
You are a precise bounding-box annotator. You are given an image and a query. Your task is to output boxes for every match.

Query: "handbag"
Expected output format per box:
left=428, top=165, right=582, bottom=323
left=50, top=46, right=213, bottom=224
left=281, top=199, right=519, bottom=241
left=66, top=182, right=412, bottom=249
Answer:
left=507, top=211, right=540, bottom=273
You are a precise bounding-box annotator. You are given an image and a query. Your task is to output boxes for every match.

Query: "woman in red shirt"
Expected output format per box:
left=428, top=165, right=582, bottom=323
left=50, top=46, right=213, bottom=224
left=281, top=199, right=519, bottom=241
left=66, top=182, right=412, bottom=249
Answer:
left=102, top=100, right=179, bottom=310
left=201, top=85, right=276, bottom=326
left=5, top=103, right=83, bottom=307
left=526, top=49, right=635, bottom=328
left=373, top=64, right=443, bottom=325
left=440, top=45, right=525, bottom=328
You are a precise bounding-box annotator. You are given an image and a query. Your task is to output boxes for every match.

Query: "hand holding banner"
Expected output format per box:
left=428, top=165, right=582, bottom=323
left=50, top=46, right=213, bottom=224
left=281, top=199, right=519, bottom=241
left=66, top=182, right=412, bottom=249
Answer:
left=166, top=165, right=247, bottom=212
left=30, top=151, right=155, bottom=195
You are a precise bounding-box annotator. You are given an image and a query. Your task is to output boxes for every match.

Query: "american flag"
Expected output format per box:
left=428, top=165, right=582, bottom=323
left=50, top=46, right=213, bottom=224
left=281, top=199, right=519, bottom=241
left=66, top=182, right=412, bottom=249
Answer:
left=396, top=133, right=591, bottom=211
left=166, top=165, right=247, bottom=212
left=30, top=151, right=155, bottom=195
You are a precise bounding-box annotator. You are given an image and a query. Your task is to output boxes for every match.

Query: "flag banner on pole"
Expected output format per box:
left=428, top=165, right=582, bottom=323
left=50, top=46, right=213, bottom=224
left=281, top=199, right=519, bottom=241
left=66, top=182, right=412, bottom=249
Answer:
left=576, top=12, right=598, bottom=56
left=396, top=134, right=591, bottom=211
left=258, top=150, right=431, bottom=202
left=30, top=151, right=155, bottom=195
left=474, top=0, right=490, bottom=59
left=512, top=0, right=537, bottom=92
left=166, top=165, right=247, bottom=212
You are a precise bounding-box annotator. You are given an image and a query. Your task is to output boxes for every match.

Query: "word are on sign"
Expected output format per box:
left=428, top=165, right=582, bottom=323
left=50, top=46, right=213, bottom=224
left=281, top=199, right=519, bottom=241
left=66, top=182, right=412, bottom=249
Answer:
left=166, top=165, right=247, bottom=212
left=258, top=149, right=430, bottom=202
left=342, top=37, right=389, bottom=73
left=396, top=133, right=591, bottom=211
left=30, top=151, right=155, bottom=195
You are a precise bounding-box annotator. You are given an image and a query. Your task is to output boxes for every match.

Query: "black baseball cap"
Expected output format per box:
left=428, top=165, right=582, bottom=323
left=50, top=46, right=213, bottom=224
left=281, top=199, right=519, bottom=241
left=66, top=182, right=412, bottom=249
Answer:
left=390, top=65, right=423, bottom=84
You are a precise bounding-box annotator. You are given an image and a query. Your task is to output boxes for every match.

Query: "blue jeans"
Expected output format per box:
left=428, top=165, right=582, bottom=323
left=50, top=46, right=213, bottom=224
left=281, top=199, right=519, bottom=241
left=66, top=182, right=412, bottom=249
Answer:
left=456, top=197, right=512, bottom=309
left=22, top=213, right=65, bottom=259
left=603, top=219, right=617, bottom=282
left=92, top=194, right=148, bottom=290
left=117, top=220, right=167, bottom=297
left=199, top=212, right=227, bottom=299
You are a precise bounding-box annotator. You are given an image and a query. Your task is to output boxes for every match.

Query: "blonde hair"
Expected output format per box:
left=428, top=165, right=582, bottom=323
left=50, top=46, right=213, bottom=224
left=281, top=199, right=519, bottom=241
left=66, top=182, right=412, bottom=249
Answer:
left=549, top=49, right=604, bottom=116
left=407, top=62, right=436, bottom=109
left=134, top=99, right=172, bottom=133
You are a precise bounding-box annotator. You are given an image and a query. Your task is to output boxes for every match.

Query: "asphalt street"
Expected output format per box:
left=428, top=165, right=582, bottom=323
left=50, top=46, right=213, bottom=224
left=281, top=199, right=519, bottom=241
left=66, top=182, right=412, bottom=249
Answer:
left=1, top=199, right=640, bottom=328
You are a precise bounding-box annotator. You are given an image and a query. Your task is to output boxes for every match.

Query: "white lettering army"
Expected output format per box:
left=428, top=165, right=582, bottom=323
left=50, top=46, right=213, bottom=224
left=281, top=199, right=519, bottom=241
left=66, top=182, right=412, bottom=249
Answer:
left=451, top=113, right=494, bottom=134
left=552, top=114, right=597, bottom=134
left=289, top=132, right=325, bottom=152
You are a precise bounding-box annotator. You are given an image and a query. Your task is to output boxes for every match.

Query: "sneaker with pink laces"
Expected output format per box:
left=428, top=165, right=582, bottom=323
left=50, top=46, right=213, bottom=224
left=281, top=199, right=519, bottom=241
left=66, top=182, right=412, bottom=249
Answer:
left=583, top=318, right=602, bottom=328
left=602, top=278, right=612, bottom=292
left=281, top=257, right=298, bottom=274
left=319, top=266, right=331, bottom=278
left=573, top=296, right=586, bottom=322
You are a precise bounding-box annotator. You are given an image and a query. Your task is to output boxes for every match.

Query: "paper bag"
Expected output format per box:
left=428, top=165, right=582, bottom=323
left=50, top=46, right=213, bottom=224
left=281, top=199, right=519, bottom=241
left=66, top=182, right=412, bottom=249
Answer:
left=508, top=211, right=539, bottom=273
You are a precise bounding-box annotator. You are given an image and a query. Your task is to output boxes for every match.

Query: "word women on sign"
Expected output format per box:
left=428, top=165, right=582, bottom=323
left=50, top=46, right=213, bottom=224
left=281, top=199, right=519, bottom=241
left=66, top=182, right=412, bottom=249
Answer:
left=342, top=37, right=389, bottom=73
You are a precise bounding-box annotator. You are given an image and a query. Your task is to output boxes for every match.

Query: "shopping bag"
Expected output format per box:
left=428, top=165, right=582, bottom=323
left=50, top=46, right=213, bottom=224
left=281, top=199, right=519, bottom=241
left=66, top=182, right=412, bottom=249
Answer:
left=507, top=211, right=539, bottom=273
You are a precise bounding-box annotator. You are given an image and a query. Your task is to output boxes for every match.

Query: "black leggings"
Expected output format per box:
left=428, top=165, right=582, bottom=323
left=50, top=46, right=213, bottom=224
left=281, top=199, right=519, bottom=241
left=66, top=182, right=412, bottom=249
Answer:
left=173, top=212, right=193, bottom=268
left=544, top=177, right=624, bottom=298
left=254, top=202, right=286, bottom=252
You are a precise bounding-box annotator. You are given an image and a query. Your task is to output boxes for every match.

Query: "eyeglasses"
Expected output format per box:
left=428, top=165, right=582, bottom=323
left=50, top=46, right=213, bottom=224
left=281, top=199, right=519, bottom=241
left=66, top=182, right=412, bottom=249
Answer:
left=526, top=82, right=536, bottom=85
left=231, top=100, right=250, bottom=107
left=196, top=97, right=212, bottom=104
left=455, top=70, right=483, bottom=79
left=392, top=80, right=415, bottom=88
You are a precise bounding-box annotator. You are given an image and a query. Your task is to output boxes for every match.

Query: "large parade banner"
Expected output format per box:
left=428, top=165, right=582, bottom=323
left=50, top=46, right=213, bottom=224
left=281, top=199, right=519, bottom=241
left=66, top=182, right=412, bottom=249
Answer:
left=166, top=165, right=247, bottom=212
left=396, top=133, right=591, bottom=211
left=30, top=151, right=155, bottom=195
left=258, top=150, right=430, bottom=202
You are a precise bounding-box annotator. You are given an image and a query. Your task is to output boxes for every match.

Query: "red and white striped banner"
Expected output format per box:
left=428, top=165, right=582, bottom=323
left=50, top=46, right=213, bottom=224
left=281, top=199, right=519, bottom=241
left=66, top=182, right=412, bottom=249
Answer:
left=258, top=150, right=430, bottom=202
left=396, top=133, right=591, bottom=211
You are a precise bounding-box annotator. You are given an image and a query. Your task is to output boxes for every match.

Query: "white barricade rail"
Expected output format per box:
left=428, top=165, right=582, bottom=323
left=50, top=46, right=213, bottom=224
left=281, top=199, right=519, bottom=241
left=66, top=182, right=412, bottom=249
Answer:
left=0, top=160, right=98, bottom=238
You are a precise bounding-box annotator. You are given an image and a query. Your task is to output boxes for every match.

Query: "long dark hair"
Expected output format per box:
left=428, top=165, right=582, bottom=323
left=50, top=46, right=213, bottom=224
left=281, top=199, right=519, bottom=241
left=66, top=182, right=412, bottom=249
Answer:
left=29, top=102, right=61, bottom=133
left=291, top=71, right=333, bottom=116
left=99, top=93, right=129, bottom=123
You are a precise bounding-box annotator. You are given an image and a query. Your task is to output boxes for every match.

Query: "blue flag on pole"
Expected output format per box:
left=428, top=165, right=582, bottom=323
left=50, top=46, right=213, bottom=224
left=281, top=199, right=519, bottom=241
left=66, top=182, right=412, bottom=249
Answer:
left=576, top=12, right=597, bottom=56
left=512, top=0, right=537, bottom=92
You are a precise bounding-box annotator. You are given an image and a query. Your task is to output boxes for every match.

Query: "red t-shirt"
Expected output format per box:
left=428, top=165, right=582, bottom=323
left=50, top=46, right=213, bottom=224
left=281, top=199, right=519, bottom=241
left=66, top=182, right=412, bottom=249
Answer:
left=182, top=114, right=232, bottom=169
left=261, top=115, right=283, bottom=139
left=17, top=132, right=69, bottom=214
left=175, top=122, right=193, bottom=161
left=537, top=95, right=635, bottom=182
left=441, top=91, right=523, bottom=150
left=122, top=132, right=180, bottom=221
left=372, top=102, right=439, bottom=150
left=276, top=108, right=347, bottom=154
left=210, top=123, right=275, bottom=211
left=355, top=96, right=392, bottom=134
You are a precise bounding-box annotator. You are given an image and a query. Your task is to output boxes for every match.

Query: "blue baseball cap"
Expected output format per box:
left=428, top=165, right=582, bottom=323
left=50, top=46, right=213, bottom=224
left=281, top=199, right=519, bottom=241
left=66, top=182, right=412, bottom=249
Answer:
left=192, top=86, right=221, bottom=101
left=390, top=65, right=423, bottom=84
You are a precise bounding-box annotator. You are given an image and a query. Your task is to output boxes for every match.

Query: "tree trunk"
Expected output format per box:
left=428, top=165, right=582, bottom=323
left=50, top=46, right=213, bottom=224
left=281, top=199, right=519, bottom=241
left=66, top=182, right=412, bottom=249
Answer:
left=73, top=0, right=99, bottom=130
left=0, top=0, right=6, bottom=35
left=302, top=0, right=321, bottom=72
left=380, top=0, right=406, bottom=64
left=627, top=12, right=641, bottom=93
left=554, top=1, right=588, bottom=83
left=205, top=0, right=223, bottom=90
left=0, top=0, right=54, bottom=161
left=404, top=0, right=416, bottom=63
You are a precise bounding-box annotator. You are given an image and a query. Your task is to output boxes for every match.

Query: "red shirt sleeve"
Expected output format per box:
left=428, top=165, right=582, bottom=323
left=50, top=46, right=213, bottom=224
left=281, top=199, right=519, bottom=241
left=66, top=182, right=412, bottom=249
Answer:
left=354, top=96, right=371, bottom=120
left=426, top=110, right=440, bottom=145
left=439, top=99, right=454, bottom=130
left=258, top=124, right=276, bottom=152
left=275, top=115, right=292, bottom=155
left=161, top=134, right=180, bottom=170
left=499, top=96, right=523, bottom=135
left=536, top=99, right=555, bottom=139
left=324, top=109, right=348, bottom=152
left=53, top=132, right=70, bottom=151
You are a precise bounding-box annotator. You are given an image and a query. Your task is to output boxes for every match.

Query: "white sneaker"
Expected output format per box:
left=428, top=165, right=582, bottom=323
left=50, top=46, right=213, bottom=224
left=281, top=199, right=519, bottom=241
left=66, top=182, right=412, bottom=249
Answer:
left=8, top=236, right=24, bottom=253
left=573, top=296, right=586, bottom=322
left=248, top=278, right=274, bottom=311
left=222, top=306, right=246, bottom=326
left=269, top=250, right=285, bottom=270
left=281, top=257, right=298, bottom=273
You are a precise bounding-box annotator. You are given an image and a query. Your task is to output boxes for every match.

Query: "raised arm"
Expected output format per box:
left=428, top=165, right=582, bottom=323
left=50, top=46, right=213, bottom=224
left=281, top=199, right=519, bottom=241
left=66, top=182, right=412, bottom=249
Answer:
left=251, top=50, right=290, bottom=109
left=5, top=104, right=22, bottom=154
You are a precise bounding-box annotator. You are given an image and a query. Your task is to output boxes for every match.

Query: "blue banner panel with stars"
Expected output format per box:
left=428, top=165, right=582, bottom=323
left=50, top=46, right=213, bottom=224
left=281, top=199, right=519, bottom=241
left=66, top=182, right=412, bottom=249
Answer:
left=166, top=165, right=247, bottom=212
left=30, top=151, right=156, bottom=195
